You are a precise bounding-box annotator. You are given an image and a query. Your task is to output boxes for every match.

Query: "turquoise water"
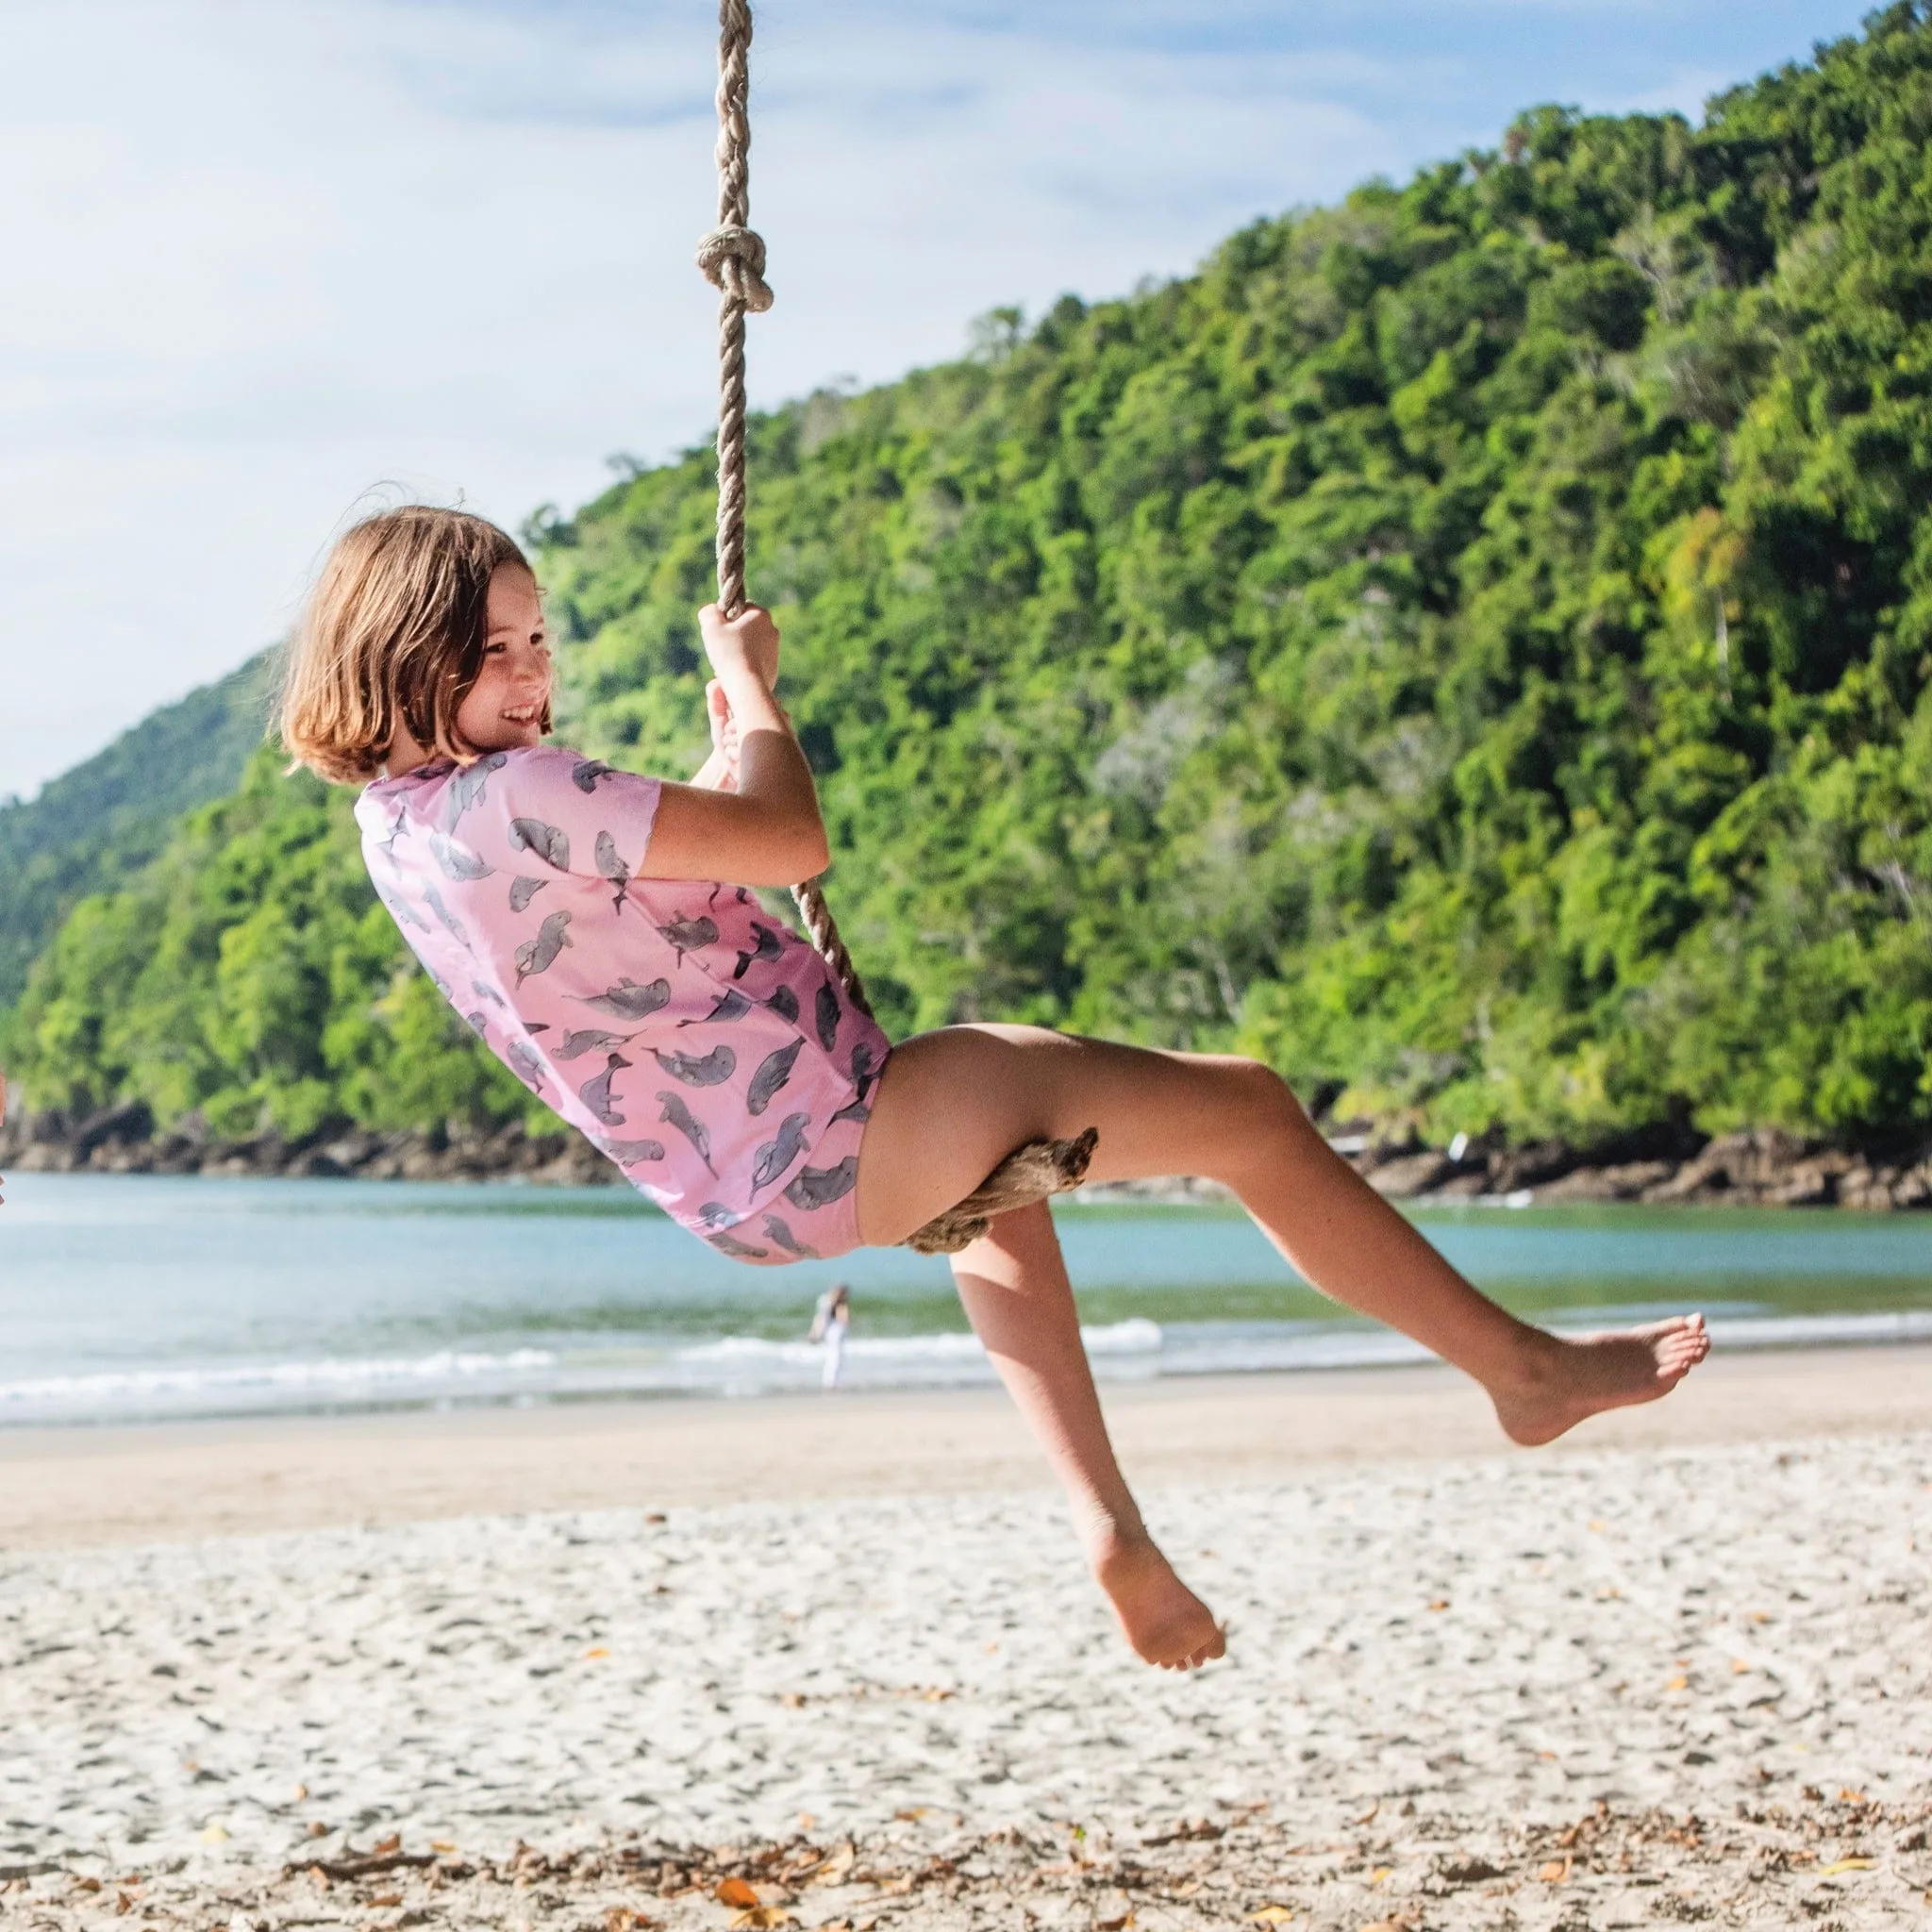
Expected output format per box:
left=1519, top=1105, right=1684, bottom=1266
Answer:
left=3, top=1173, right=1929, bottom=1423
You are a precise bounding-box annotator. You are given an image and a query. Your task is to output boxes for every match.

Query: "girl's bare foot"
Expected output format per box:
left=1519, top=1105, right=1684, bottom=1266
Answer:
left=1090, top=1526, right=1225, bottom=1671
left=1491, top=1313, right=1710, bottom=1447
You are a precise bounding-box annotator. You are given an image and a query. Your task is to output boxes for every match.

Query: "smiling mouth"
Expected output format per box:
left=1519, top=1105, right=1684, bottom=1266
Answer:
left=501, top=703, right=542, bottom=724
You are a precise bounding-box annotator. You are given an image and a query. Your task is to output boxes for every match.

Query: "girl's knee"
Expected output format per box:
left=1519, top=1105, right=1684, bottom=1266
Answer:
left=1213, top=1058, right=1313, bottom=1146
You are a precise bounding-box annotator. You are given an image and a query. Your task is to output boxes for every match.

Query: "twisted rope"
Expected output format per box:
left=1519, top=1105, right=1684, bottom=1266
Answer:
left=697, top=1, right=1093, bottom=1249
left=697, top=0, right=872, bottom=1021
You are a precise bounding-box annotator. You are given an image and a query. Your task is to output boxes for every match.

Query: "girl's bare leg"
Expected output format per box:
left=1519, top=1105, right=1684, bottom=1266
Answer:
left=857, top=1028, right=1709, bottom=1642
left=948, top=1201, right=1224, bottom=1670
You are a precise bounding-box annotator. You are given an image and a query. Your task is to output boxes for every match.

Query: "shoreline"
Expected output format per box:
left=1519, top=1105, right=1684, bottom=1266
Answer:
left=11, top=1107, right=1932, bottom=1208
left=4, top=1342, right=1929, bottom=1552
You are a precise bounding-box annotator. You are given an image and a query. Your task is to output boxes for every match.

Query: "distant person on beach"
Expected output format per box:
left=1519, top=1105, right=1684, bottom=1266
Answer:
left=281, top=507, right=1710, bottom=1673
left=808, top=1282, right=851, bottom=1390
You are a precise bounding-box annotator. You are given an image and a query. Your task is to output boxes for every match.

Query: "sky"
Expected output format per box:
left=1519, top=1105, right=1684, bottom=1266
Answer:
left=0, top=0, right=1881, bottom=803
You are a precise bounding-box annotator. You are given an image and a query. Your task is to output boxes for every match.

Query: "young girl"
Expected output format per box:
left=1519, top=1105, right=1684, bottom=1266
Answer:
left=284, top=507, right=1710, bottom=1673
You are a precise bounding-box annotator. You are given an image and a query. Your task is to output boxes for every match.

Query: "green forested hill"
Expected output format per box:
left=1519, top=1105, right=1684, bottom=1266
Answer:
left=10, top=6, right=1932, bottom=1150
left=0, top=653, right=272, bottom=1008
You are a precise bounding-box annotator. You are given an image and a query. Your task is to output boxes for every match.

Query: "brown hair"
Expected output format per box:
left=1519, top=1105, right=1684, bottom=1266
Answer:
left=280, top=506, right=548, bottom=784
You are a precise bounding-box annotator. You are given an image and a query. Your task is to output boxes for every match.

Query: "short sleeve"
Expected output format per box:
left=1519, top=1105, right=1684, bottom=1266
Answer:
left=488, top=747, right=663, bottom=882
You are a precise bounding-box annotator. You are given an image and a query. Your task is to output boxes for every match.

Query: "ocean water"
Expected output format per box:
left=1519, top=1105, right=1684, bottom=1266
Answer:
left=3, top=1172, right=1931, bottom=1425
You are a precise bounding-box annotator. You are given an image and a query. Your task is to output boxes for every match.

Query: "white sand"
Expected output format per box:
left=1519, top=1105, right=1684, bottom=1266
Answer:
left=3, top=1434, right=1927, bottom=1901
left=3, top=1355, right=1930, bottom=1927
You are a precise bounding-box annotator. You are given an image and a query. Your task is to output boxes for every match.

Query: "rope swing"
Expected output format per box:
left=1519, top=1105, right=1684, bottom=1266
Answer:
left=695, top=0, right=1096, bottom=1255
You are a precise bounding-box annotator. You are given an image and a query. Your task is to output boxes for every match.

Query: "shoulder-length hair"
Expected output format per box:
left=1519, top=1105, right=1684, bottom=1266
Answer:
left=280, top=506, right=546, bottom=784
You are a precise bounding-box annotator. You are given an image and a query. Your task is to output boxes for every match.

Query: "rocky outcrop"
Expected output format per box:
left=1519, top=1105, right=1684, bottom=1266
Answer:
left=1336, top=1120, right=1932, bottom=1211
left=0, top=1108, right=619, bottom=1188
left=7, top=1101, right=1932, bottom=1210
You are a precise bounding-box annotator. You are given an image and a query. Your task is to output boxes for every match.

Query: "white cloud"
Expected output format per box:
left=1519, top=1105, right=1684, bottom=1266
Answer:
left=0, top=0, right=1874, bottom=798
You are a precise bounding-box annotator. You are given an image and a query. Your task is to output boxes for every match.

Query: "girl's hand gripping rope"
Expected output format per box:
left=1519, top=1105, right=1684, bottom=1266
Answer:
left=699, top=601, right=780, bottom=689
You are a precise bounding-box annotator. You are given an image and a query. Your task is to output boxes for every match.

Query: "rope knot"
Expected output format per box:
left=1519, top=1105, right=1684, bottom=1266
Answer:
left=696, top=224, right=774, bottom=312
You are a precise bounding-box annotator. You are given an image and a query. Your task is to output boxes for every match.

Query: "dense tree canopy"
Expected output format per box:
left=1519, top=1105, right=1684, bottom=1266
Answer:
left=10, top=6, right=1932, bottom=1151
left=0, top=653, right=268, bottom=1008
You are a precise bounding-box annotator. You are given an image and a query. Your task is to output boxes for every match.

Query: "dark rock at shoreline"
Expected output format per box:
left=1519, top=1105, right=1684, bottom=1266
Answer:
left=1537, top=1158, right=1679, bottom=1202
left=7, top=1103, right=1932, bottom=1210
left=0, top=1108, right=618, bottom=1189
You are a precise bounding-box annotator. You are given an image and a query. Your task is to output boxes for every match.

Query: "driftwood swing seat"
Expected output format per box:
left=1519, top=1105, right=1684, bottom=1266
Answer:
left=693, top=1, right=1095, bottom=1255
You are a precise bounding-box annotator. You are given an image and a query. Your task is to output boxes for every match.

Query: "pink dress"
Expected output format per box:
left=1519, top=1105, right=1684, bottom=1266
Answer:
left=355, top=746, right=891, bottom=1264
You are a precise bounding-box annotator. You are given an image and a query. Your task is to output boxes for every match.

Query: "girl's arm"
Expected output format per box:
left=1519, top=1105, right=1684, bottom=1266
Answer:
left=644, top=606, right=830, bottom=886
left=686, top=680, right=740, bottom=791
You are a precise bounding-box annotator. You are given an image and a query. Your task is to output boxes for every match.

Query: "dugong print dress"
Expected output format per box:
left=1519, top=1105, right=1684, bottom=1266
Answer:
left=355, top=746, right=891, bottom=1264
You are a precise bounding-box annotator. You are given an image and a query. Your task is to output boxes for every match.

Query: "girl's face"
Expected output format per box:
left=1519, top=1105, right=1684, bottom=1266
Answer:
left=456, top=563, right=552, bottom=752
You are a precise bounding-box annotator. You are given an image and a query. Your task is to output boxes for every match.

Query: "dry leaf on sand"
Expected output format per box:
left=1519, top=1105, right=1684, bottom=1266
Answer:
left=714, top=1877, right=761, bottom=1908
left=808, top=1844, right=857, bottom=1886
left=1249, top=1907, right=1293, bottom=1924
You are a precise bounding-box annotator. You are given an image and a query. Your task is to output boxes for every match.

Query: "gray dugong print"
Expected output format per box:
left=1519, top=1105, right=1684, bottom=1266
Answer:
left=658, top=913, right=719, bottom=959
left=442, top=751, right=508, bottom=826
left=850, top=1039, right=881, bottom=1102
left=761, top=1212, right=819, bottom=1259
left=594, top=830, right=631, bottom=911
left=506, top=1039, right=547, bottom=1093
left=579, top=1052, right=631, bottom=1126
left=784, top=1157, right=858, bottom=1211
left=508, top=875, right=548, bottom=914
left=555, top=1026, right=637, bottom=1061
left=508, top=817, right=571, bottom=871
left=603, top=1138, right=666, bottom=1167
left=750, top=1111, right=811, bottom=1194
left=430, top=832, right=493, bottom=882
left=745, top=1039, right=804, bottom=1117
left=575, top=976, right=671, bottom=1022
left=514, top=909, right=573, bottom=984
left=765, top=985, right=800, bottom=1024
left=572, top=758, right=617, bottom=792
left=377, top=888, right=430, bottom=934
left=708, top=1228, right=772, bottom=1261
left=424, top=885, right=471, bottom=949
left=652, top=1044, right=737, bottom=1088
left=376, top=801, right=410, bottom=854
left=656, top=1091, right=716, bottom=1176
left=732, top=921, right=785, bottom=981
left=682, top=988, right=753, bottom=1027
left=815, top=979, right=841, bottom=1053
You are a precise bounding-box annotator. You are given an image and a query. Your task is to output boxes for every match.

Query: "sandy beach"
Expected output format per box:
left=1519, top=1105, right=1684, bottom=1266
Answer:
left=3, top=1351, right=1929, bottom=1928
